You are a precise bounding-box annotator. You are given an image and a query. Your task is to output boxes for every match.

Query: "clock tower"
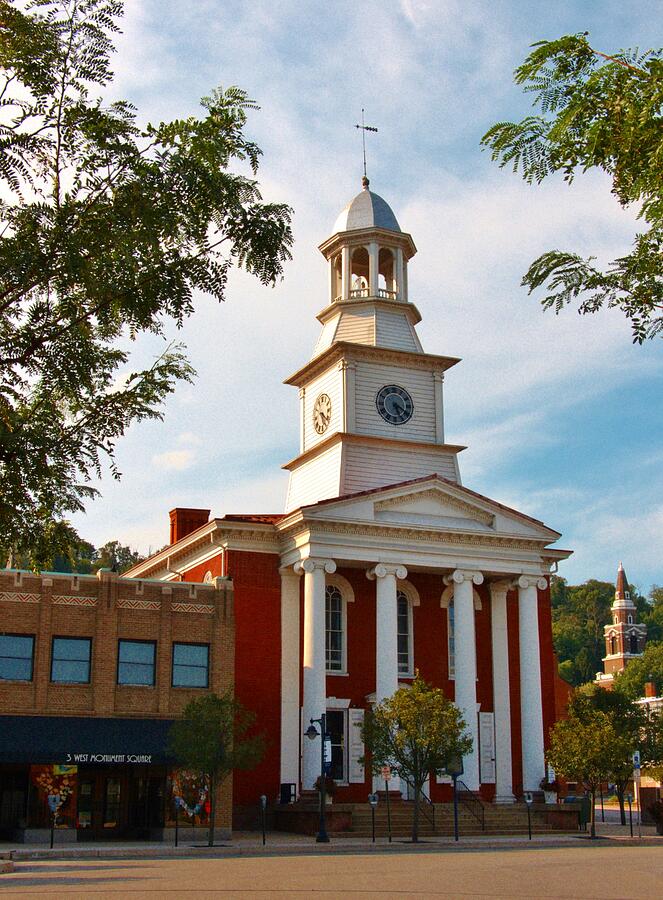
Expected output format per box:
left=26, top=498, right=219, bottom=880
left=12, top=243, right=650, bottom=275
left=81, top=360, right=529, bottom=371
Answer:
left=284, top=177, right=465, bottom=511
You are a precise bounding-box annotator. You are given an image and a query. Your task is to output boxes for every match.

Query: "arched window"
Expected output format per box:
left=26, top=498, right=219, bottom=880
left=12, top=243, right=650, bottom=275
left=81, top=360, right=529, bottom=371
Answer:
left=378, top=247, right=396, bottom=297
left=397, top=591, right=413, bottom=676
left=627, top=615, right=633, bottom=624
left=448, top=601, right=455, bottom=677
left=610, top=635, right=617, bottom=655
left=350, top=247, right=369, bottom=296
left=325, top=584, right=344, bottom=672
left=629, top=634, right=638, bottom=655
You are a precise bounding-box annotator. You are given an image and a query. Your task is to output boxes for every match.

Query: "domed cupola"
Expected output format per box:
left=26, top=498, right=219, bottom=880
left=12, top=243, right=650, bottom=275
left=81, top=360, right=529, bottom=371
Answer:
left=312, top=178, right=420, bottom=358
left=333, top=176, right=401, bottom=233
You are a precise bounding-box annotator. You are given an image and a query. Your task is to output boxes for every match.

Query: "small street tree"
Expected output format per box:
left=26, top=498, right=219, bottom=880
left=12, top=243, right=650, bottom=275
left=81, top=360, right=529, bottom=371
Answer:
left=481, top=33, right=662, bottom=343
left=361, top=675, right=472, bottom=842
left=169, top=692, right=265, bottom=846
left=569, top=684, right=644, bottom=824
left=547, top=706, right=633, bottom=838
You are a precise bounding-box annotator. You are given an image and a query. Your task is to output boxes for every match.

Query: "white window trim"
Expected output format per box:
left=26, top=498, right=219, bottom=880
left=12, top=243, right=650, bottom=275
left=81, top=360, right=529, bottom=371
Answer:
left=325, top=574, right=354, bottom=676
left=396, top=580, right=419, bottom=678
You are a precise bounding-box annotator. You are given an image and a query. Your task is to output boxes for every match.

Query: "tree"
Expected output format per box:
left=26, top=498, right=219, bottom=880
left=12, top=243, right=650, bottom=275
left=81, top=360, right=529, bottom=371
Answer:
left=169, top=692, right=264, bottom=846
left=550, top=576, right=614, bottom=685
left=614, top=641, right=663, bottom=700
left=569, top=683, right=644, bottom=824
left=0, top=0, right=293, bottom=562
left=547, top=706, right=632, bottom=838
left=481, top=33, right=662, bottom=343
left=361, top=675, right=472, bottom=842
left=93, top=540, right=143, bottom=573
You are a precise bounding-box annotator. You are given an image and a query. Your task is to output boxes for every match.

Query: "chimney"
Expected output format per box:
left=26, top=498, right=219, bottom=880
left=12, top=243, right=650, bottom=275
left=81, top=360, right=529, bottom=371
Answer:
left=644, top=681, right=657, bottom=698
left=169, top=508, right=211, bottom=544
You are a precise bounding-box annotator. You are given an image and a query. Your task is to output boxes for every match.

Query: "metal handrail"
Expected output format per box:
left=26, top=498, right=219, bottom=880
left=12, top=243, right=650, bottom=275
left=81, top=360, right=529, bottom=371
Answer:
left=457, top=780, right=485, bottom=830
left=418, top=791, right=435, bottom=830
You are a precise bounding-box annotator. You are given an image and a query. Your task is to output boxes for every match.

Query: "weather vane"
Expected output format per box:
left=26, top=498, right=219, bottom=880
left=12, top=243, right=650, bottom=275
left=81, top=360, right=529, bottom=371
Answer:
left=355, top=108, right=378, bottom=182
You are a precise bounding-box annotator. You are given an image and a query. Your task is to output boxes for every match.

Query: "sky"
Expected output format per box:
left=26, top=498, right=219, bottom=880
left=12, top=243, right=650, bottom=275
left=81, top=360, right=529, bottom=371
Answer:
left=70, top=0, right=663, bottom=592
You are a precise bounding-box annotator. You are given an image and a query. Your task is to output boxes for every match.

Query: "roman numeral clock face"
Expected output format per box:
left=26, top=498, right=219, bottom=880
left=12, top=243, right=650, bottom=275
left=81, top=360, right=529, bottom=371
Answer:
left=313, top=393, right=332, bottom=434
left=376, top=384, right=414, bottom=425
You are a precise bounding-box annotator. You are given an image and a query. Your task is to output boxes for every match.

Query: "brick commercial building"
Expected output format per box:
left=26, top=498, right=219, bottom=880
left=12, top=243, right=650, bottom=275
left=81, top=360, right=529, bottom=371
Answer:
left=0, top=568, right=234, bottom=842
left=126, top=180, right=573, bottom=825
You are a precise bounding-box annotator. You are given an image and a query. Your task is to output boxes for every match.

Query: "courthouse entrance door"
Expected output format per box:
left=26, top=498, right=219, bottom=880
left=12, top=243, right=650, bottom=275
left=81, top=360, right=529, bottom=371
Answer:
left=77, top=769, right=126, bottom=840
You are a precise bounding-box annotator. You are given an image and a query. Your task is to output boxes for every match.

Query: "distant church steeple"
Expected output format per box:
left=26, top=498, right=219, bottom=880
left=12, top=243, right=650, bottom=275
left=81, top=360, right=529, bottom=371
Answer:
left=598, top=562, right=647, bottom=685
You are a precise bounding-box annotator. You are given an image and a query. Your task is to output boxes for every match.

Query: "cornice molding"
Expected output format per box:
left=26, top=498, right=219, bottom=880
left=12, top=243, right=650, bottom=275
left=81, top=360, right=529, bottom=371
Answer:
left=283, top=431, right=465, bottom=472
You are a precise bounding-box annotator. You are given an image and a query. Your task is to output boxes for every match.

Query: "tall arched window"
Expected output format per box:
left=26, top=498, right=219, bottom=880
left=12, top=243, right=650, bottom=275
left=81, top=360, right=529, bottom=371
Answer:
left=326, top=585, right=344, bottom=672
left=397, top=590, right=413, bottom=676
left=629, top=634, right=638, bottom=654
left=610, top=635, right=617, bottom=655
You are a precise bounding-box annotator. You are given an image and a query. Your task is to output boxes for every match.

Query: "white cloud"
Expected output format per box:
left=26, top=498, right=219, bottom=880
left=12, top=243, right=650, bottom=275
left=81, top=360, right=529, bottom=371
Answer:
left=151, top=449, right=196, bottom=471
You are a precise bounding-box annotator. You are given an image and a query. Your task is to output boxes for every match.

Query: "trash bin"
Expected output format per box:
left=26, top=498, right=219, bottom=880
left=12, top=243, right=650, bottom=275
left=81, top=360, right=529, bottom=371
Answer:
left=578, top=795, right=591, bottom=831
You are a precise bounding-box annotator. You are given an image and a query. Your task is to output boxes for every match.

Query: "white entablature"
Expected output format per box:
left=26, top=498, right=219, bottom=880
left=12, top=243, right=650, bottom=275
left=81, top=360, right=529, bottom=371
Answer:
left=284, top=179, right=464, bottom=512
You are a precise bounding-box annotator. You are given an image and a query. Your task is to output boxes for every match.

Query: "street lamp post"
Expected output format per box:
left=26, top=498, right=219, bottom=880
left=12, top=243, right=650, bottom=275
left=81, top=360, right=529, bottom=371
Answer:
left=305, top=713, right=330, bottom=843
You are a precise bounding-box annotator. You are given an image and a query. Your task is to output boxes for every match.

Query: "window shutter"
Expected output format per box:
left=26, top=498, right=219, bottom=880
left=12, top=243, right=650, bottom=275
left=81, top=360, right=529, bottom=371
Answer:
left=348, top=709, right=365, bottom=783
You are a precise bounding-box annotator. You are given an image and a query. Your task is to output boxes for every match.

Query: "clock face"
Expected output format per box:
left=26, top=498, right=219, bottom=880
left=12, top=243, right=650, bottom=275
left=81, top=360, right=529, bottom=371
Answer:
left=313, top=393, right=332, bottom=434
left=376, top=384, right=414, bottom=425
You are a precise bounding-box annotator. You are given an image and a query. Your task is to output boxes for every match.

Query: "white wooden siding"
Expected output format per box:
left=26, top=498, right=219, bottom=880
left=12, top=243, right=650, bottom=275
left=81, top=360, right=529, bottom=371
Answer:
left=342, top=443, right=459, bottom=494
left=334, top=308, right=375, bottom=345
left=286, top=442, right=343, bottom=511
left=375, top=310, right=421, bottom=352
left=313, top=319, right=337, bottom=357
left=354, top=361, right=437, bottom=443
left=303, top=365, right=343, bottom=451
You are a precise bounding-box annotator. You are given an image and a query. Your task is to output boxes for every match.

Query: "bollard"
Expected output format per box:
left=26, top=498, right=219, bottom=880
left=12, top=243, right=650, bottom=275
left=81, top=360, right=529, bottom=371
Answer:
left=260, top=794, right=267, bottom=846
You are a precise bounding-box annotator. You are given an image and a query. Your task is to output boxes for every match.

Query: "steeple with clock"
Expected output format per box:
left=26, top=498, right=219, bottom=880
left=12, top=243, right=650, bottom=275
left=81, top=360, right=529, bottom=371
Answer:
left=283, top=177, right=465, bottom=512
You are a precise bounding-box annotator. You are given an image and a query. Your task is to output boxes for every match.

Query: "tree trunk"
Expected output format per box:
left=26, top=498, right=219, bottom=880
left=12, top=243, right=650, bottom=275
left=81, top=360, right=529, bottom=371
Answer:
left=208, top=773, right=216, bottom=847
left=589, top=788, right=596, bottom=839
left=412, top=783, right=420, bottom=843
left=617, top=785, right=626, bottom=826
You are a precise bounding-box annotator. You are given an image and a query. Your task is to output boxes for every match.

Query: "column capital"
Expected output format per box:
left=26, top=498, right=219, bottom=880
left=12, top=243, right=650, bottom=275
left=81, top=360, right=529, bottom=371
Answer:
left=432, top=371, right=445, bottom=383
left=295, top=558, right=336, bottom=575
left=444, top=569, right=483, bottom=586
left=516, top=575, right=548, bottom=591
left=279, top=565, right=302, bottom=577
left=488, top=579, right=512, bottom=599
left=366, top=563, right=407, bottom=581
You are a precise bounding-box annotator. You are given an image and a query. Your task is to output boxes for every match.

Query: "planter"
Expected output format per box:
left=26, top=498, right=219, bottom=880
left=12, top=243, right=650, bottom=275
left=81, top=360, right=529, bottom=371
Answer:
left=544, top=791, right=557, bottom=804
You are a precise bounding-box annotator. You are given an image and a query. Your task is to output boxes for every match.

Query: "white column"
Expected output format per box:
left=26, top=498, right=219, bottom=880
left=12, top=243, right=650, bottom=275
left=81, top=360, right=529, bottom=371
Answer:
left=445, top=568, right=483, bottom=791
left=368, top=242, right=379, bottom=296
left=518, top=575, right=548, bottom=793
left=489, top=581, right=515, bottom=803
left=367, top=563, right=407, bottom=794
left=297, top=557, right=336, bottom=790
left=341, top=246, right=350, bottom=300
left=298, top=387, right=306, bottom=453
left=396, top=248, right=404, bottom=300
left=279, top=566, right=301, bottom=793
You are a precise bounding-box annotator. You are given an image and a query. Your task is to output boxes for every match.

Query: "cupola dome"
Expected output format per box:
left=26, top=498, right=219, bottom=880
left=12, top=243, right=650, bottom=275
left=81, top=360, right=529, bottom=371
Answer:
left=333, top=177, right=401, bottom=234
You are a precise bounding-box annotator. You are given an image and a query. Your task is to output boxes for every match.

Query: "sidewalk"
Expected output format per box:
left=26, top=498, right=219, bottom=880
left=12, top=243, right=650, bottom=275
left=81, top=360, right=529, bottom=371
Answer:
left=1, top=822, right=660, bottom=863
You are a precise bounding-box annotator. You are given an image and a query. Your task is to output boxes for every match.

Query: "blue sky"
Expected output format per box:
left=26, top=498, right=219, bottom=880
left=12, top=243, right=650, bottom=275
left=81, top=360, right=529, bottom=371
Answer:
left=71, top=0, right=662, bottom=592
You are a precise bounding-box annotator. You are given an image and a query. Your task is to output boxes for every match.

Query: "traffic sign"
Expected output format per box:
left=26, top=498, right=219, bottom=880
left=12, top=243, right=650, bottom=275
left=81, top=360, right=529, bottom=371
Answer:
left=632, top=750, right=641, bottom=771
left=381, top=765, right=391, bottom=781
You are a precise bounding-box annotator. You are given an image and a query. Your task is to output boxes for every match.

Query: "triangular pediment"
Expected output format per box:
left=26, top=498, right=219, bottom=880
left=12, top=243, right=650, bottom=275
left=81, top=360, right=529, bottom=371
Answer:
left=301, top=476, right=561, bottom=542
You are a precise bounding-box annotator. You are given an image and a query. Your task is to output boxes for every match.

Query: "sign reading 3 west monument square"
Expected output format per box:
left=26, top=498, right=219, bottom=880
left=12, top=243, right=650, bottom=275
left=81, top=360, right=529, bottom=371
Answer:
left=65, top=753, right=154, bottom=764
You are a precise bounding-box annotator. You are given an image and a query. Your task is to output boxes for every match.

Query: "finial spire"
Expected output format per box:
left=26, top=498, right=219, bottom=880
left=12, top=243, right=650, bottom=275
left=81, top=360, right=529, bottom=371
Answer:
left=355, top=108, right=378, bottom=183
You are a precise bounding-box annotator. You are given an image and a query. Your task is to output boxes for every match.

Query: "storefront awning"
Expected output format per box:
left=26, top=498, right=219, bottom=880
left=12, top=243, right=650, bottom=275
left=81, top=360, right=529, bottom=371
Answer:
left=0, top=716, right=175, bottom=765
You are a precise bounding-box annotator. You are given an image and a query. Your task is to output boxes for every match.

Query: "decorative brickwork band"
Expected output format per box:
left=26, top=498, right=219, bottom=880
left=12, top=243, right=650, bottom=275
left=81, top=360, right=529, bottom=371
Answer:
left=52, top=595, right=97, bottom=607
left=116, top=599, right=161, bottom=611
left=170, top=602, right=215, bottom=614
left=0, top=592, right=40, bottom=604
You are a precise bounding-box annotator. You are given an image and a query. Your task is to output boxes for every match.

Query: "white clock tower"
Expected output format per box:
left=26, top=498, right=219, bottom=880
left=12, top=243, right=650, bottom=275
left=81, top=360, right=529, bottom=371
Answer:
left=284, top=177, right=465, bottom=511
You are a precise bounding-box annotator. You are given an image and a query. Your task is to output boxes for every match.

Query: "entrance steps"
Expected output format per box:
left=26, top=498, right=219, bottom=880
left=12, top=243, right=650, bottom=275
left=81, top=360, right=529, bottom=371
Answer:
left=335, top=801, right=577, bottom=838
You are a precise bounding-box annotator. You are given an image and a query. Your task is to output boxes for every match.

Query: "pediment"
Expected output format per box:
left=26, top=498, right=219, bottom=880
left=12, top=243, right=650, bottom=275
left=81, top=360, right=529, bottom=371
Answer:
left=302, top=476, right=561, bottom=543
left=374, top=488, right=495, bottom=530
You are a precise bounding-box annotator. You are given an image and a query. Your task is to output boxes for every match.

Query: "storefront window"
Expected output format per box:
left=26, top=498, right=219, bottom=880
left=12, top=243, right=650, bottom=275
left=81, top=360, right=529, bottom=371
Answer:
left=172, top=643, right=209, bottom=688
left=117, top=640, right=156, bottom=686
left=0, top=634, right=34, bottom=681
left=51, top=637, right=92, bottom=683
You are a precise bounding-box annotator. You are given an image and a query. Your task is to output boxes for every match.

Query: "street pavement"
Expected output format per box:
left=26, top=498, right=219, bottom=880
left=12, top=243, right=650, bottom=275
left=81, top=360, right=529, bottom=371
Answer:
left=0, top=844, right=662, bottom=898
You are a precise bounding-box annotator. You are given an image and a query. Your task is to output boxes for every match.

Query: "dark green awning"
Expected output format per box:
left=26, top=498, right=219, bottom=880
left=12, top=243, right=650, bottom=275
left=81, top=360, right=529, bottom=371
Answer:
left=0, top=716, right=175, bottom=764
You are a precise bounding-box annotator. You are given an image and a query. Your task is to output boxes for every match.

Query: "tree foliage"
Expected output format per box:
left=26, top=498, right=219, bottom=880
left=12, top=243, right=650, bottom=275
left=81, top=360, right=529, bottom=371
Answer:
left=481, top=33, right=663, bottom=342
left=0, top=0, right=293, bottom=561
left=6, top=519, right=143, bottom=572
left=361, top=675, right=471, bottom=842
left=614, top=641, right=663, bottom=700
left=169, top=692, right=265, bottom=846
